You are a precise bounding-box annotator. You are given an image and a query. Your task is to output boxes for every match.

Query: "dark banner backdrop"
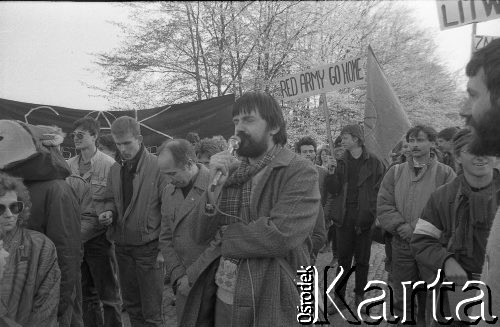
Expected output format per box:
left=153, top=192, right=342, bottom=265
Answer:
left=0, top=94, right=235, bottom=158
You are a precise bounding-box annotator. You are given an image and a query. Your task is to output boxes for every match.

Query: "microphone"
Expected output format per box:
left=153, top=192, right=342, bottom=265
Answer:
left=210, top=135, right=240, bottom=191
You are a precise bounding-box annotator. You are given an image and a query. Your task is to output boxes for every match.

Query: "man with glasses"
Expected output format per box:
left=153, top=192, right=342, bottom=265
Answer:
left=67, top=117, right=122, bottom=327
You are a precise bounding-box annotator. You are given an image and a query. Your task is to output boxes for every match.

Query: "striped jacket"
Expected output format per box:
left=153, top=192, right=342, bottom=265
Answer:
left=0, top=228, right=61, bottom=327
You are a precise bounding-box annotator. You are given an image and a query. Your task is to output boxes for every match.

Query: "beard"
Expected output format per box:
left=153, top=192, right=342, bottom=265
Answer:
left=236, top=131, right=268, bottom=158
left=469, top=103, right=500, bottom=157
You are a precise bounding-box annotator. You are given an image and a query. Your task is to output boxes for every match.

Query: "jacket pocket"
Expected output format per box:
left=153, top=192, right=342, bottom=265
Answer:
left=90, top=178, right=107, bottom=201
left=143, top=198, right=161, bottom=236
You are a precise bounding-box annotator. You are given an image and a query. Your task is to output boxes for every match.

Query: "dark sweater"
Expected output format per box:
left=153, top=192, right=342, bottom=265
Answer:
left=121, top=145, right=144, bottom=211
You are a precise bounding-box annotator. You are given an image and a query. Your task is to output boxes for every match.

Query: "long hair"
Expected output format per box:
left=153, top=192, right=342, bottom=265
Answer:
left=466, top=38, right=500, bottom=106
left=232, top=92, right=287, bottom=145
left=316, top=146, right=331, bottom=166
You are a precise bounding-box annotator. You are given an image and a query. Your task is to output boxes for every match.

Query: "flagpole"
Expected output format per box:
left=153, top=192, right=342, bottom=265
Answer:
left=320, top=93, right=334, bottom=155
left=471, top=22, right=477, bottom=54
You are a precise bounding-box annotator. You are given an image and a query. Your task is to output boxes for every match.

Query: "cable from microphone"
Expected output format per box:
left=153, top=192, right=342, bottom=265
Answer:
left=209, top=135, right=240, bottom=192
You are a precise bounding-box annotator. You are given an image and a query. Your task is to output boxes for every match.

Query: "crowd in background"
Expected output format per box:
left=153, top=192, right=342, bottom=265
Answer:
left=0, top=39, right=499, bottom=327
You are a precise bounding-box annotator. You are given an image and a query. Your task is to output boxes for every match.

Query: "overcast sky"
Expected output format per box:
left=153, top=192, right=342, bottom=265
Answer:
left=1, top=1, right=499, bottom=111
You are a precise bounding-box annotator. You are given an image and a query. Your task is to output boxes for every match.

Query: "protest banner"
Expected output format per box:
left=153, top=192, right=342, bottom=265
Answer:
left=436, top=0, right=500, bottom=30
left=277, top=57, right=366, bottom=101
left=473, top=34, right=499, bottom=51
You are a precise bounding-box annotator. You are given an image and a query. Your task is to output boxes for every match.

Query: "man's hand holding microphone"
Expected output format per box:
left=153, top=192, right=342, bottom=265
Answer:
left=209, top=135, right=240, bottom=191
left=206, top=136, right=240, bottom=209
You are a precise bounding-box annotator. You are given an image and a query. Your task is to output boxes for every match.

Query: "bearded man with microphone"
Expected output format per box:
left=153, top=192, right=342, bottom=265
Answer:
left=180, top=91, right=321, bottom=326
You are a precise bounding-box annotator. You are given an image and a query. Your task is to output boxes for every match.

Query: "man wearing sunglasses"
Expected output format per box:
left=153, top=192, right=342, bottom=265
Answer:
left=66, top=117, right=122, bottom=327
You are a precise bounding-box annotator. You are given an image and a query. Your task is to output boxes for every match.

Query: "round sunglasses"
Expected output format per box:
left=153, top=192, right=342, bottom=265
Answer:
left=0, top=201, right=24, bottom=216
left=71, top=132, right=88, bottom=140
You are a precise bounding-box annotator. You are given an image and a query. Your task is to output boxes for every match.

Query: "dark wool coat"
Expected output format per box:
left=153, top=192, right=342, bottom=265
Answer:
left=410, top=173, right=500, bottom=283
left=325, top=147, right=385, bottom=230
left=180, top=148, right=320, bottom=327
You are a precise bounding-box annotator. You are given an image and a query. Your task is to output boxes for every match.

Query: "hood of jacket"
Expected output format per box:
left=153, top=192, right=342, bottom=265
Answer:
left=0, top=120, right=70, bottom=182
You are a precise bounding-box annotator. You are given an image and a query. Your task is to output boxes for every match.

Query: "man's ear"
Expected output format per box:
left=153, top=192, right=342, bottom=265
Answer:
left=137, top=135, right=144, bottom=143
left=269, top=126, right=280, bottom=137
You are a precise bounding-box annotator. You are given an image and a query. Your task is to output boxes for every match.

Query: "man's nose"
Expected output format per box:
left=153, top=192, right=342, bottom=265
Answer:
left=460, top=99, right=473, bottom=119
left=234, top=124, right=245, bottom=135
left=2, top=207, right=13, bottom=218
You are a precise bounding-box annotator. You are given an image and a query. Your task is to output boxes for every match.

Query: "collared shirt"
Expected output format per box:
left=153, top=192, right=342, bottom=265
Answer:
left=181, top=173, right=197, bottom=198
left=77, top=148, right=97, bottom=178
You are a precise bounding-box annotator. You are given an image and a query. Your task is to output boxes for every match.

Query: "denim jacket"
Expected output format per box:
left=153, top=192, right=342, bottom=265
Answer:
left=67, top=149, right=115, bottom=241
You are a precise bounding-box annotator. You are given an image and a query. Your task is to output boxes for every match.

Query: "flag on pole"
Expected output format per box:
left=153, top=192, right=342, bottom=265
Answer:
left=364, top=45, right=411, bottom=167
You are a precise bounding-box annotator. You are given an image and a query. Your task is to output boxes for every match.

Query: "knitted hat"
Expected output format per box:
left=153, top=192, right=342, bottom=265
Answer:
left=452, top=128, right=473, bottom=156
left=341, top=124, right=364, bottom=144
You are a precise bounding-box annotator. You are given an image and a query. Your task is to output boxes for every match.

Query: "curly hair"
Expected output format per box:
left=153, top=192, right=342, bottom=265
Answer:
left=0, top=172, right=31, bottom=227
left=316, top=146, right=331, bottom=166
left=294, top=136, right=317, bottom=154
left=195, top=138, right=225, bottom=158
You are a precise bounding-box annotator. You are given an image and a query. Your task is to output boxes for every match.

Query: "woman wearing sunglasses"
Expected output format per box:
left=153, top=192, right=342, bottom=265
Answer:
left=0, top=172, right=61, bottom=327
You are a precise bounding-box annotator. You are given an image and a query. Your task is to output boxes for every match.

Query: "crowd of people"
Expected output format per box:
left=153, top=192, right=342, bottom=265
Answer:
left=0, top=39, right=499, bottom=327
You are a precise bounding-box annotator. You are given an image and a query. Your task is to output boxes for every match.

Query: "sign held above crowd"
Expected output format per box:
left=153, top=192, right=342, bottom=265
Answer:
left=277, top=57, right=366, bottom=101
left=436, top=0, right=500, bottom=30
left=473, top=34, right=499, bottom=51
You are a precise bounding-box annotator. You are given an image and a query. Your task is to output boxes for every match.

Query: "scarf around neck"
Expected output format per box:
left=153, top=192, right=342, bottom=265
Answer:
left=218, top=145, right=283, bottom=225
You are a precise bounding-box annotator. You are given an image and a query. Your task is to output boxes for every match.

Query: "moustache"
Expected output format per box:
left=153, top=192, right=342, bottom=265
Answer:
left=236, top=132, right=251, bottom=141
